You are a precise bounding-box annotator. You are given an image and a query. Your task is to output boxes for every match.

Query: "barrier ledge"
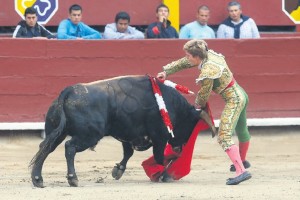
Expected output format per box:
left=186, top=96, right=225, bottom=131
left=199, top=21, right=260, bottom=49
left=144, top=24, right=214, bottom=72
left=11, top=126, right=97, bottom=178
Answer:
left=1, top=118, right=299, bottom=131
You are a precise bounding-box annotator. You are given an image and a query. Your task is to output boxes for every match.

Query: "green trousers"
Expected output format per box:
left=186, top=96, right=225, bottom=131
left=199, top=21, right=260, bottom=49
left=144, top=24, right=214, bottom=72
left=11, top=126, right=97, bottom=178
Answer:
left=217, top=83, right=251, bottom=151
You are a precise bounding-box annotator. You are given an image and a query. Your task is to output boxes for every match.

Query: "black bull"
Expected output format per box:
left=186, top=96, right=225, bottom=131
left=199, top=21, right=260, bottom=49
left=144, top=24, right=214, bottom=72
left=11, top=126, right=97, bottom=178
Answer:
left=29, top=75, right=215, bottom=187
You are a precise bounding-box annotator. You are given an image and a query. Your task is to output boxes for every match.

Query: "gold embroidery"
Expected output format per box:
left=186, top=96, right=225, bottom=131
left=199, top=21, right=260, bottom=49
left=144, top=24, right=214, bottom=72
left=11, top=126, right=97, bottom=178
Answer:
left=163, top=57, right=195, bottom=75
left=160, top=48, right=249, bottom=151
left=218, top=84, right=248, bottom=150
left=195, top=78, right=213, bottom=107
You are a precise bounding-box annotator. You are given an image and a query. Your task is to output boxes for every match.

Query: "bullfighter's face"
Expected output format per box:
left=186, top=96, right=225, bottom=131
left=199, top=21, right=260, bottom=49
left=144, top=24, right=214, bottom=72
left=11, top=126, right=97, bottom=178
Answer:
left=185, top=51, right=202, bottom=66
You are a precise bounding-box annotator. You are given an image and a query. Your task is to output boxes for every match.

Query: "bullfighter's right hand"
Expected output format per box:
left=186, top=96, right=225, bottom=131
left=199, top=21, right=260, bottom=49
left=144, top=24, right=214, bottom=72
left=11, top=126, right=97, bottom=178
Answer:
left=157, top=71, right=167, bottom=80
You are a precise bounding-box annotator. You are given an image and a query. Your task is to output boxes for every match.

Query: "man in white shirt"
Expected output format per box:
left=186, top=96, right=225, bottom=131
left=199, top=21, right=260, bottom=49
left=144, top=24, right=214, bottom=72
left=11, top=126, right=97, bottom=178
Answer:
left=179, top=5, right=215, bottom=39
left=217, top=1, right=260, bottom=39
left=103, top=11, right=144, bottom=39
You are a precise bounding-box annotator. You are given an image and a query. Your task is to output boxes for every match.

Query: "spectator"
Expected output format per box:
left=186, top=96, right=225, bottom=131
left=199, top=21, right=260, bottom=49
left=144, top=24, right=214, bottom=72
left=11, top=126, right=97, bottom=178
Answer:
left=217, top=1, right=260, bottom=39
left=179, top=5, right=215, bottom=39
left=103, top=11, right=144, bottom=39
left=12, top=7, right=56, bottom=39
left=57, top=4, right=102, bottom=40
left=146, top=4, right=178, bottom=38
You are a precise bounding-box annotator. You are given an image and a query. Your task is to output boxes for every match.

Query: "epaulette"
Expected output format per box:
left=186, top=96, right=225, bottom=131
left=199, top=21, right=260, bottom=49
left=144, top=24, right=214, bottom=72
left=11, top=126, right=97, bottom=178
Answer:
left=196, top=61, right=225, bottom=83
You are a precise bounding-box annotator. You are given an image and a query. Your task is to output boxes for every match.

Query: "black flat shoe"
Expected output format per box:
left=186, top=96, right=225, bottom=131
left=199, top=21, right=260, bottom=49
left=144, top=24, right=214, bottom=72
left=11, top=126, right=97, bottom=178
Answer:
left=226, top=171, right=252, bottom=185
left=230, top=160, right=251, bottom=172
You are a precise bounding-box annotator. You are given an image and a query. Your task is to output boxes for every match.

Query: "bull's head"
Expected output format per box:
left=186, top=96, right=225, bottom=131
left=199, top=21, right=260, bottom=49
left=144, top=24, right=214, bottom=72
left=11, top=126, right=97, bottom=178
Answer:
left=168, top=108, right=216, bottom=153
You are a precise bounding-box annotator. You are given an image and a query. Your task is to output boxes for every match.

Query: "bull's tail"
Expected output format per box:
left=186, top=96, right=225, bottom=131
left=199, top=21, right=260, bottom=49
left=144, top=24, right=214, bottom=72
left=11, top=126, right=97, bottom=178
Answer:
left=29, top=87, right=72, bottom=168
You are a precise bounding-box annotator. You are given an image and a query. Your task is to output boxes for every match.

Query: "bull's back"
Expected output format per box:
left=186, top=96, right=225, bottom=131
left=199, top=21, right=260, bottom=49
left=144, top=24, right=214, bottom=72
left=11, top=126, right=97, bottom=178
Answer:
left=83, top=75, right=156, bottom=111
left=83, top=76, right=160, bottom=138
left=83, top=75, right=196, bottom=123
left=45, top=75, right=198, bottom=140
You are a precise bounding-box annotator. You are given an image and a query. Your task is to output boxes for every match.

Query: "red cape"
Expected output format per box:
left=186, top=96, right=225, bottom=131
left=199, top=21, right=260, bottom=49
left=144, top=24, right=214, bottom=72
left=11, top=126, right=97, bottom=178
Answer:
left=141, top=105, right=213, bottom=182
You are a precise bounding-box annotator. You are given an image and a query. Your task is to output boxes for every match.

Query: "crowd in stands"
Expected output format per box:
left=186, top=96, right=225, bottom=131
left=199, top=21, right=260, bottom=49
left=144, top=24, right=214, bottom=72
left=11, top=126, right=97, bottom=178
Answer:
left=12, top=1, right=260, bottom=40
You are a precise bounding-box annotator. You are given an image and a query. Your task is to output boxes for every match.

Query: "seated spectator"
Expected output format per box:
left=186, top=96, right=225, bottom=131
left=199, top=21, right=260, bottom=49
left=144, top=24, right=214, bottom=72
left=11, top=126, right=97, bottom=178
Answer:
left=12, top=7, right=56, bottom=39
left=57, top=4, right=102, bottom=40
left=146, top=4, right=178, bottom=39
left=103, top=11, right=144, bottom=39
left=217, top=1, right=260, bottom=39
left=179, top=5, right=215, bottom=39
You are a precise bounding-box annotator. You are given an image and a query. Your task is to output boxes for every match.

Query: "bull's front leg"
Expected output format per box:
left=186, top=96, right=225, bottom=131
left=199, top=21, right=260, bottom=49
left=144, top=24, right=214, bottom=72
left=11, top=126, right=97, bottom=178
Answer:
left=153, top=140, right=174, bottom=182
left=152, top=142, right=165, bottom=166
left=112, top=142, right=133, bottom=180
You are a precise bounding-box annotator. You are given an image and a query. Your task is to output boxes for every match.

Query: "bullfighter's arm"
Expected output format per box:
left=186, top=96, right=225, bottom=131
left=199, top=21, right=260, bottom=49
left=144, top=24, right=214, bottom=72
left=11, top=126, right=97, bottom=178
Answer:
left=162, top=57, right=196, bottom=76
left=195, top=78, right=213, bottom=108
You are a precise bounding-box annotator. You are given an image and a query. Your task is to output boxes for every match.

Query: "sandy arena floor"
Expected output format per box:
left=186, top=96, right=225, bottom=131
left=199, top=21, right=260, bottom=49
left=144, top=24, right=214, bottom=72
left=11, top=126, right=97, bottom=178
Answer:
left=0, top=127, right=299, bottom=200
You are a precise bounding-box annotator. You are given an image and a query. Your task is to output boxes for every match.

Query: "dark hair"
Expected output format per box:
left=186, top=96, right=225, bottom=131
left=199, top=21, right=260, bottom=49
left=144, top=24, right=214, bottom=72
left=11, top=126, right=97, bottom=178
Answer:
left=115, top=11, right=130, bottom=23
left=24, top=7, right=37, bottom=17
left=156, top=3, right=169, bottom=13
left=69, top=4, right=82, bottom=13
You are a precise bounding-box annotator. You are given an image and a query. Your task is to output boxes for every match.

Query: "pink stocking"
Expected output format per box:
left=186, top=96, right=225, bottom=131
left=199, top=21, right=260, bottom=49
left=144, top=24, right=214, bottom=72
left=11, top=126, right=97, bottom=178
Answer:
left=226, top=145, right=245, bottom=176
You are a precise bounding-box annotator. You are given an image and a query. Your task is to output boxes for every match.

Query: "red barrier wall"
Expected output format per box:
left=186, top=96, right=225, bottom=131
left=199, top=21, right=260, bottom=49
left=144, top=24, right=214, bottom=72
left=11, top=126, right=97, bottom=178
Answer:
left=0, top=0, right=295, bottom=26
left=0, top=38, right=299, bottom=122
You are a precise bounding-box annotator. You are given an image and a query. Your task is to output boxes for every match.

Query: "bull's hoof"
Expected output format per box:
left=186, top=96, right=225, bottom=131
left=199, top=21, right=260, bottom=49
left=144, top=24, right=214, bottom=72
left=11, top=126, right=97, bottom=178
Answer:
left=112, top=163, right=125, bottom=180
left=32, top=175, right=44, bottom=188
left=161, top=172, right=174, bottom=183
left=67, top=174, right=78, bottom=187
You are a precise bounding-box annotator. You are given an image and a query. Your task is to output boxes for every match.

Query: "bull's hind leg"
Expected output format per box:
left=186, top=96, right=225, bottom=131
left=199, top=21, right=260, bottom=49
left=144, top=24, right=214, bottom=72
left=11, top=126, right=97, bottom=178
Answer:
left=31, top=135, right=66, bottom=188
left=65, top=137, right=98, bottom=187
left=112, top=142, right=134, bottom=180
left=31, top=141, right=50, bottom=188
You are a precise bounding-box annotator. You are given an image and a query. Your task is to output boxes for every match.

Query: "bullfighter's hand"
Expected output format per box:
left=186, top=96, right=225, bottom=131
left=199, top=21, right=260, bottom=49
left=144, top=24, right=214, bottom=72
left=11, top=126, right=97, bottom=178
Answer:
left=157, top=71, right=167, bottom=80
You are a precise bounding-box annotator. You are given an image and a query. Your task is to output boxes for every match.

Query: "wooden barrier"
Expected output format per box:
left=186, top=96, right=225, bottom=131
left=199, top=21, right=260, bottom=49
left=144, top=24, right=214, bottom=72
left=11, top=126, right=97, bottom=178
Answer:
left=0, top=38, right=300, bottom=123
